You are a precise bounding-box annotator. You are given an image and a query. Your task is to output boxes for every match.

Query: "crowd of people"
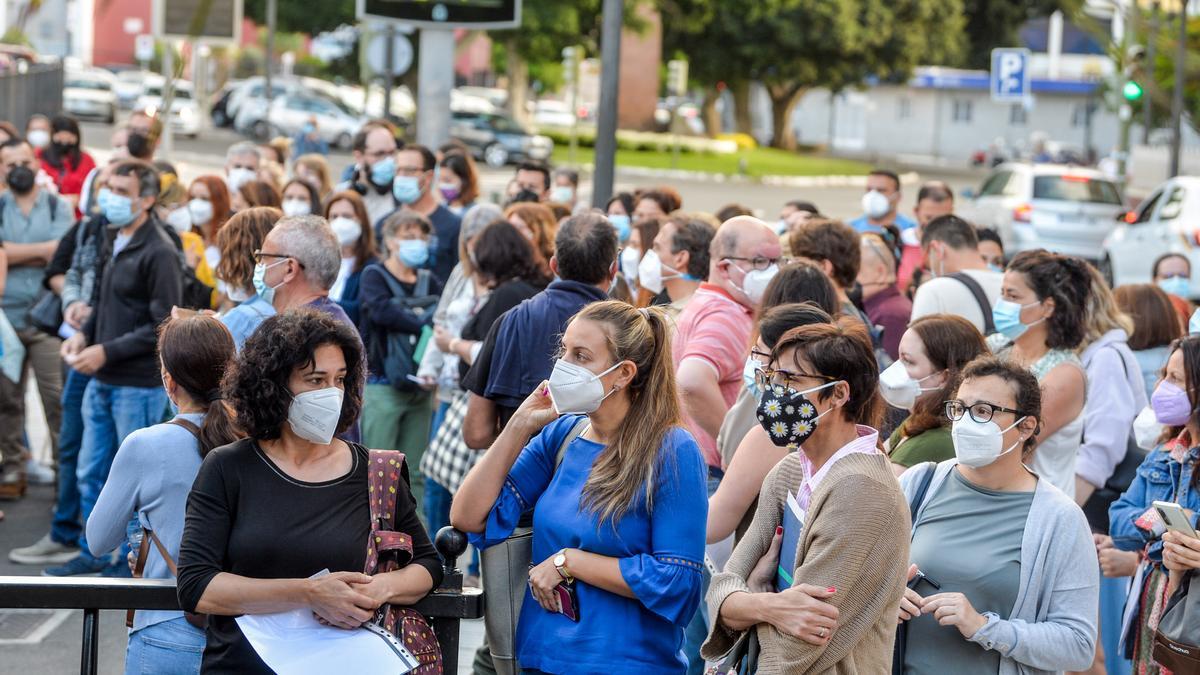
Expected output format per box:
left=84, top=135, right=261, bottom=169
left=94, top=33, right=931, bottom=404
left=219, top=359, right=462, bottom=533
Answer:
left=1, top=109, right=1199, bottom=675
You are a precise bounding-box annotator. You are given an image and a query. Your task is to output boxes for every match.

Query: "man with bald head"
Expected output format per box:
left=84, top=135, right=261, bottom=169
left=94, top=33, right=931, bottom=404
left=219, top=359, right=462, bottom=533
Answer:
left=674, top=216, right=781, bottom=476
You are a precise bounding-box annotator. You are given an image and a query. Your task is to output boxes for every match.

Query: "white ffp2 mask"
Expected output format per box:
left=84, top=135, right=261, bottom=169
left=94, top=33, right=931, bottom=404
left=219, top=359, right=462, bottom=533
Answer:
left=951, top=415, right=1025, bottom=468
left=547, top=359, right=622, bottom=415
left=287, top=387, right=344, bottom=445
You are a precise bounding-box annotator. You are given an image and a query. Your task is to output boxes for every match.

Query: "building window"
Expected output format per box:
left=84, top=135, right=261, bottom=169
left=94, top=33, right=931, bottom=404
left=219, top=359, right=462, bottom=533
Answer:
left=1009, top=104, right=1027, bottom=126
left=897, top=98, right=912, bottom=119
left=951, top=99, right=973, bottom=123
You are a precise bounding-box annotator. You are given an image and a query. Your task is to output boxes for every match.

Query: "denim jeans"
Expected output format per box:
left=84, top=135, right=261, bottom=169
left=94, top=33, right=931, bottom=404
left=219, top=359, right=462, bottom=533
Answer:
left=125, top=617, right=205, bottom=675
left=1099, top=573, right=1133, bottom=675
left=76, top=380, right=168, bottom=564
left=682, top=469, right=723, bottom=675
left=50, top=368, right=91, bottom=547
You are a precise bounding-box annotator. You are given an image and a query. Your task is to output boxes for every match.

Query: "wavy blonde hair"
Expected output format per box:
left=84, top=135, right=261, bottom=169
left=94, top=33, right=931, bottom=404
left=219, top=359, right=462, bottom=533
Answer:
left=571, top=301, right=682, bottom=526
left=1082, top=262, right=1135, bottom=348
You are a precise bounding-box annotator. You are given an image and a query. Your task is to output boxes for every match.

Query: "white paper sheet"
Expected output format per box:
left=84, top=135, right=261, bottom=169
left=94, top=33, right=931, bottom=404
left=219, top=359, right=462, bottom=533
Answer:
left=236, top=605, right=419, bottom=674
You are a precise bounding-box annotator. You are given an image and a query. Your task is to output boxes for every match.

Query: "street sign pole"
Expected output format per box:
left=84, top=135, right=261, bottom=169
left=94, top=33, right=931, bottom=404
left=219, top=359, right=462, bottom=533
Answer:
left=1170, top=0, right=1188, bottom=178
left=383, top=23, right=395, bottom=121
left=592, top=0, right=623, bottom=209
left=416, top=28, right=455, bottom=149
left=161, top=42, right=174, bottom=156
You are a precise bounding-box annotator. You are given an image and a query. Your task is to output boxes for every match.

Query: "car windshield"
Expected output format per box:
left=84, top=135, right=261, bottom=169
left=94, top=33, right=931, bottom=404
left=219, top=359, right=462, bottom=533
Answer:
left=67, top=79, right=111, bottom=91
left=485, top=114, right=526, bottom=134
left=144, top=86, right=192, bottom=100
left=1032, top=175, right=1121, bottom=205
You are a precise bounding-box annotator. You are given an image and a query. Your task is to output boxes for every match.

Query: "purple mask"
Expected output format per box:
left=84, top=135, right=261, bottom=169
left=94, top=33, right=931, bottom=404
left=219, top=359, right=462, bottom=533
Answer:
left=1151, top=380, right=1194, bottom=426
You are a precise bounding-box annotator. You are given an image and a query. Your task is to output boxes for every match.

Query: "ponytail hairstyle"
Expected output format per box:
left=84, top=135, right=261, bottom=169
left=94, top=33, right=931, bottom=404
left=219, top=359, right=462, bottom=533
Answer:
left=158, top=315, right=243, bottom=456
left=570, top=300, right=682, bottom=526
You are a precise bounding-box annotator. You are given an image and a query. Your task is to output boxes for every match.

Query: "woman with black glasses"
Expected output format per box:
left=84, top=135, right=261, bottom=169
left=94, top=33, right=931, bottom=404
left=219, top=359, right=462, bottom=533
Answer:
left=896, top=357, right=1098, bottom=674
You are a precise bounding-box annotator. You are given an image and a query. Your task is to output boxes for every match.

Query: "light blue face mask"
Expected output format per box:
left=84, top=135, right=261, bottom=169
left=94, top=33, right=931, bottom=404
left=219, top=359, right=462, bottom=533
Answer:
left=103, top=192, right=138, bottom=226
left=743, top=355, right=763, bottom=399
left=992, top=298, right=1044, bottom=340
left=396, top=239, right=430, bottom=268
left=1190, top=308, right=1200, bottom=335
left=608, top=214, right=632, bottom=243
left=392, top=176, right=422, bottom=204
left=1159, top=276, right=1191, bottom=299
left=370, top=156, right=396, bottom=186
left=252, top=259, right=287, bottom=306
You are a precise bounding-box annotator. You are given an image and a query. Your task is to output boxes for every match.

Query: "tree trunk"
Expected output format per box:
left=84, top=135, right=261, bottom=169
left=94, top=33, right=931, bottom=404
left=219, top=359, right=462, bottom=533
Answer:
left=505, top=37, right=530, bottom=125
left=701, top=88, right=721, bottom=137
left=732, top=80, right=753, bottom=135
left=768, top=83, right=805, bottom=150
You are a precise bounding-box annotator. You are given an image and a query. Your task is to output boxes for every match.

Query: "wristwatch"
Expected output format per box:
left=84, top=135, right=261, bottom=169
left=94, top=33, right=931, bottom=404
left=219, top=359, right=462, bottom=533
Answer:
left=553, top=549, right=574, bottom=583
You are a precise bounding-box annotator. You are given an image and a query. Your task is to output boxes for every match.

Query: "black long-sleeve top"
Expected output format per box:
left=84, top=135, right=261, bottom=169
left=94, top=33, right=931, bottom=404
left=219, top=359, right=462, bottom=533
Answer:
left=177, top=439, right=443, bottom=673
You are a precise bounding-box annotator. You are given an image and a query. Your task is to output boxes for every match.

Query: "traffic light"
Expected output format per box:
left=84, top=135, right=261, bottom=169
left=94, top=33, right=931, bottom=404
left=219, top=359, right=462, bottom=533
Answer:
left=1123, top=80, right=1144, bottom=101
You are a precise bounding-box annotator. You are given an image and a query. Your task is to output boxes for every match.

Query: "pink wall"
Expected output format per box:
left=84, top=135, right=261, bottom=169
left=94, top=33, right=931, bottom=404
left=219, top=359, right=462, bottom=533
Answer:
left=92, top=0, right=152, bottom=67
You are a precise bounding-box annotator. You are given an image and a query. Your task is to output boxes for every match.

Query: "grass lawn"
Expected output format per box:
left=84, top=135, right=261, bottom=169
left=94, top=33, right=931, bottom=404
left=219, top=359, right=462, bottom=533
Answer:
left=550, top=145, right=870, bottom=178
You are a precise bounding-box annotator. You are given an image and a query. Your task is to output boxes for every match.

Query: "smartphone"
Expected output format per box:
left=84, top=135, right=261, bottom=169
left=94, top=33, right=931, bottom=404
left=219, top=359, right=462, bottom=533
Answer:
left=1153, top=501, right=1198, bottom=538
left=554, top=581, right=580, bottom=622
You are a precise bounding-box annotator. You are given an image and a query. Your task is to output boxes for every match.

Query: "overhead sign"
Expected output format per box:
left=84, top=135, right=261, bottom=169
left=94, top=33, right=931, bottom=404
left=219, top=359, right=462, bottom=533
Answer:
left=153, top=0, right=244, bottom=43
left=991, top=48, right=1031, bottom=103
left=357, top=0, right=521, bottom=29
left=366, top=30, right=414, bottom=77
left=135, top=35, right=155, bottom=62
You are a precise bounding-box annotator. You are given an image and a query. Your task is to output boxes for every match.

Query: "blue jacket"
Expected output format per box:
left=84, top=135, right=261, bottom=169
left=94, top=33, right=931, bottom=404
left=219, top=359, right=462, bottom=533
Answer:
left=1109, top=444, right=1200, bottom=562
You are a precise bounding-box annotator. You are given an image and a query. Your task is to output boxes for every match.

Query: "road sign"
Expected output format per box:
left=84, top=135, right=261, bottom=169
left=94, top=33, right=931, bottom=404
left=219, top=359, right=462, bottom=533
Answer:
left=366, top=30, right=414, bottom=77
left=357, top=0, right=521, bottom=29
left=667, top=59, right=688, bottom=97
left=135, top=35, right=155, bottom=63
left=991, top=48, right=1031, bottom=103
left=153, top=0, right=243, bottom=43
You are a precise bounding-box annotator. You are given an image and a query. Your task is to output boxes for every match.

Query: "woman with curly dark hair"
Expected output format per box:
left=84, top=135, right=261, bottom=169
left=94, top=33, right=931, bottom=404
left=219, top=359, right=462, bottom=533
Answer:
left=987, top=249, right=1090, bottom=497
left=177, top=309, right=442, bottom=672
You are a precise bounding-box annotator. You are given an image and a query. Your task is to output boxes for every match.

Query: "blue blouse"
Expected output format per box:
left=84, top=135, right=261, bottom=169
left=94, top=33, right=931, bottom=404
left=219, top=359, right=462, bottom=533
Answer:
left=471, top=415, right=707, bottom=674
left=218, top=295, right=276, bottom=352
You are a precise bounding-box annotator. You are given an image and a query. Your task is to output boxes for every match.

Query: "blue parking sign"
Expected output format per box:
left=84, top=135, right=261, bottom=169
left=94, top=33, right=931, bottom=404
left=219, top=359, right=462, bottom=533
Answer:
left=991, top=48, right=1031, bottom=103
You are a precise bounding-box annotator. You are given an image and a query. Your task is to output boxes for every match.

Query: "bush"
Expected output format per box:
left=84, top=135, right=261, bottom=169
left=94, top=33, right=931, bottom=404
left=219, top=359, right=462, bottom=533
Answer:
left=532, top=126, right=738, bottom=156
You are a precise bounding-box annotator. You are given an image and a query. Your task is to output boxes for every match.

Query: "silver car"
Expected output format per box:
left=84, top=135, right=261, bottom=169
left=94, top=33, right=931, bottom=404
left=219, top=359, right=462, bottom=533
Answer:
left=964, top=163, right=1125, bottom=260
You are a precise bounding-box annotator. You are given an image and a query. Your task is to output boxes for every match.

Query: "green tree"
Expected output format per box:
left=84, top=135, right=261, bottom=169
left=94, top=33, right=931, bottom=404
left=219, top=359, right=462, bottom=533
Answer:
left=243, top=0, right=356, bottom=35
left=958, top=0, right=1080, bottom=70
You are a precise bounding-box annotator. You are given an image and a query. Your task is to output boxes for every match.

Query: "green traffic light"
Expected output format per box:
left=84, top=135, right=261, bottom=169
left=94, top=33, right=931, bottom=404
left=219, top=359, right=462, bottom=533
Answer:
left=1123, top=80, right=1144, bottom=101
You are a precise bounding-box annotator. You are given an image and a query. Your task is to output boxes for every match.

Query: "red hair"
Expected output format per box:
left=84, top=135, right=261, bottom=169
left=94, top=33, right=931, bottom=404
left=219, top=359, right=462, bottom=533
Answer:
left=189, top=175, right=232, bottom=242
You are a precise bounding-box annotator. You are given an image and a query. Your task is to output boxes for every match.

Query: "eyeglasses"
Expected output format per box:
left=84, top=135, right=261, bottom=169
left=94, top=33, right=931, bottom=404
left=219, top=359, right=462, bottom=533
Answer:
left=754, top=366, right=834, bottom=393
left=944, top=399, right=1026, bottom=424
left=724, top=256, right=780, bottom=272
left=253, top=250, right=306, bottom=269
left=750, top=348, right=771, bottom=361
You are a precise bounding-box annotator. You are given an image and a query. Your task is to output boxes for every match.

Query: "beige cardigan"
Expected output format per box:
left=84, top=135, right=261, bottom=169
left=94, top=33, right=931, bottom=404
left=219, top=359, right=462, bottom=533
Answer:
left=702, top=452, right=910, bottom=674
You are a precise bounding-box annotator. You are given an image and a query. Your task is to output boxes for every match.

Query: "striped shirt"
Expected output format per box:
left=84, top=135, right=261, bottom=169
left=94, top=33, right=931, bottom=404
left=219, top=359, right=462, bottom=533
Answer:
left=672, top=283, right=754, bottom=467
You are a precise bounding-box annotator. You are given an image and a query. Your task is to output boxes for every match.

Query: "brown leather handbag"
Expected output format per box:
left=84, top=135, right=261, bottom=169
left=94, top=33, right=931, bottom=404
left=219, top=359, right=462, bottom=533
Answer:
left=364, top=449, right=443, bottom=674
left=127, top=527, right=207, bottom=630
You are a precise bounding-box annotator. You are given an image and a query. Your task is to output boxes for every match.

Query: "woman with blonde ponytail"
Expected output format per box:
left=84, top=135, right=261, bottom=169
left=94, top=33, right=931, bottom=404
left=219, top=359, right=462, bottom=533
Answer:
left=453, top=300, right=708, bottom=675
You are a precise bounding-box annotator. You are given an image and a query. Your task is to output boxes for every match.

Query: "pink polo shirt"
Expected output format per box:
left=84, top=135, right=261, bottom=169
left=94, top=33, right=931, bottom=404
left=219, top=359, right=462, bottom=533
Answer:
left=796, top=425, right=880, bottom=511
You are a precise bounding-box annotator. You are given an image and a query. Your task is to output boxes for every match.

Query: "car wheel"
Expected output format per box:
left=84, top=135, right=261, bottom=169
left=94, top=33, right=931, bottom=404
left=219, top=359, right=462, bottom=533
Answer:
left=484, top=143, right=509, bottom=168
left=252, top=120, right=271, bottom=141
left=1099, top=254, right=1115, bottom=288
left=335, top=133, right=352, bottom=151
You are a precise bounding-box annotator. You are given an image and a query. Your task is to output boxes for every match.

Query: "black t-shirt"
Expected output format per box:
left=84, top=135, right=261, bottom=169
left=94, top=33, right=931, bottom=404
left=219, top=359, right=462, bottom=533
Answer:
left=177, top=439, right=443, bottom=673
left=459, top=279, right=544, bottom=427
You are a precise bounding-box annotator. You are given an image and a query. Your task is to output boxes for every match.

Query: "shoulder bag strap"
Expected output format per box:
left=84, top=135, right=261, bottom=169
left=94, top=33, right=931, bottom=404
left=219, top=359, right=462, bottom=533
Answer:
left=908, top=462, right=938, bottom=526
left=415, top=269, right=431, bottom=298
left=947, top=272, right=996, bottom=335
left=167, top=417, right=202, bottom=439
left=371, top=264, right=410, bottom=300
left=555, top=418, right=590, bottom=469
left=126, top=527, right=180, bottom=627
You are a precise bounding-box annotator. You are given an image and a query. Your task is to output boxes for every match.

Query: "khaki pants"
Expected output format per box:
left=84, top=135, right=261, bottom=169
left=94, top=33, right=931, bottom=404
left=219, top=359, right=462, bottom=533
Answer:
left=0, top=328, right=62, bottom=474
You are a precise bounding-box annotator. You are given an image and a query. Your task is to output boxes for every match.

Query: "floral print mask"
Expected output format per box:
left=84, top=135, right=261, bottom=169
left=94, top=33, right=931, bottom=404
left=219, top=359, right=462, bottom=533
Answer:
left=755, top=380, right=840, bottom=448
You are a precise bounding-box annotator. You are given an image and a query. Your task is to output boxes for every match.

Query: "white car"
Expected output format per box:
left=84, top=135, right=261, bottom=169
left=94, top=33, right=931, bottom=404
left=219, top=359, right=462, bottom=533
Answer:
left=529, top=99, right=577, bottom=128
left=136, top=79, right=201, bottom=138
left=235, top=94, right=364, bottom=149
left=114, top=70, right=153, bottom=109
left=1101, top=176, right=1200, bottom=295
left=963, top=163, right=1125, bottom=260
left=64, top=69, right=117, bottom=122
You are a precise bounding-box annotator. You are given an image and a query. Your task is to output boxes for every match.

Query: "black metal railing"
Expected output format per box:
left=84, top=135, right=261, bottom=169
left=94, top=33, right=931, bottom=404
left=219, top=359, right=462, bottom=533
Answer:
left=0, top=527, right=481, bottom=675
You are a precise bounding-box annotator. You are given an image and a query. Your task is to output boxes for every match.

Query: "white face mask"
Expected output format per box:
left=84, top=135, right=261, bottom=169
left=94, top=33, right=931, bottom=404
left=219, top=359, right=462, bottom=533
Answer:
left=637, top=250, right=685, bottom=295
left=732, top=263, right=779, bottom=306
left=188, top=198, right=214, bottom=226
left=165, top=207, right=193, bottom=234
left=620, top=247, right=641, bottom=283
left=862, top=190, right=891, bottom=220
left=282, top=198, right=312, bottom=218
left=547, top=359, right=623, bottom=415
left=287, top=387, right=344, bottom=445
left=225, top=284, right=253, bottom=303
left=227, top=167, right=256, bottom=194
left=951, top=415, right=1026, bottom=468
left=329, top=216, right=362, bottom=247
left=878, top=361, right=941, bottom=411
left=1133, top=405, right=1166, bottom=450
left=27, top=129, right=50, bottom=149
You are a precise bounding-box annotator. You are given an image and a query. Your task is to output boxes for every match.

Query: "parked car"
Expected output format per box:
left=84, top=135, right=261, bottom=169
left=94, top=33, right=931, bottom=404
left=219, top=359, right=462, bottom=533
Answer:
left=136, top=79, right=201, bottom=138
left=210, top=81, right=243, bottom=127
left=64, top=69, right=117, bottom=123
left=235, top=94, right=363, bottom=149
left=962, top=163, right=1125, bottom=260
left=449, top=111, right=553, bottom=167
left=113, top=69, right=152, bottom=110
left=225, top=77, right=289, bottom=124
left=1101, top=176, right=1200, bottom=295
left=529, top=99, right=576, bottom=128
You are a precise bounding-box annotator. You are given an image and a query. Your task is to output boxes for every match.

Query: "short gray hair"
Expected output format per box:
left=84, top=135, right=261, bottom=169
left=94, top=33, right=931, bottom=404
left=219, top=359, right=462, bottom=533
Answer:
left=226, top=141, right=261, bottom=163
left=271, top=215, right=340, bottom=290
left=461, top=202, right=503, bottom=241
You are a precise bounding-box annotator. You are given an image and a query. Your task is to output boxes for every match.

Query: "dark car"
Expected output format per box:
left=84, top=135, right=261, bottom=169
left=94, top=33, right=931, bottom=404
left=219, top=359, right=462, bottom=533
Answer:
left=449, top=111, right=553, bottom=168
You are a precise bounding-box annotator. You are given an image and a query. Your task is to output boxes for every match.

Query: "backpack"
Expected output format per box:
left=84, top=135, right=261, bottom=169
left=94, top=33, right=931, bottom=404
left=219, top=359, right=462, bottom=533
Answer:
left=946, top=272, right=997, bottom=336
left=365, top=264, right=438, bottom=391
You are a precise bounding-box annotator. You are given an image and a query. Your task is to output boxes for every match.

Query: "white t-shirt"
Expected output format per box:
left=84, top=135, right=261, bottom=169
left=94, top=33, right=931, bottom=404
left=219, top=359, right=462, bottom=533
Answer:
left=910, top=268, right=1003, bottom=333
left=329, top=256, right=356, bottom=302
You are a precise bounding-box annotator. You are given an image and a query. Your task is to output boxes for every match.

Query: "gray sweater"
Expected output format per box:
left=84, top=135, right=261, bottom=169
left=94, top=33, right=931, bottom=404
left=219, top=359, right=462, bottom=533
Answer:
left=86, top=413, right=205, bottom=632
left=900, top=460, right=1099, bottom=675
